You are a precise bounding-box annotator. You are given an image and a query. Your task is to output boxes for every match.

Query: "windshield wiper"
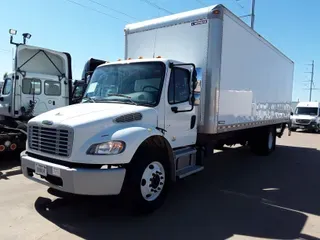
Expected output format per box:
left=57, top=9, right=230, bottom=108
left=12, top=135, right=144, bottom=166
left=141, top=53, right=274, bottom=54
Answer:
left=106, top=93, right=137, bottom=105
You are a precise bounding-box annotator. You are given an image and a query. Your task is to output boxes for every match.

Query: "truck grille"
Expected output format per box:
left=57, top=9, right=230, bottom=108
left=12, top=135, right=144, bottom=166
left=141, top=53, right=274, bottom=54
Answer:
left=28, top=125, right=73, bottom=157
left=295, top=119, right=311, bottom=124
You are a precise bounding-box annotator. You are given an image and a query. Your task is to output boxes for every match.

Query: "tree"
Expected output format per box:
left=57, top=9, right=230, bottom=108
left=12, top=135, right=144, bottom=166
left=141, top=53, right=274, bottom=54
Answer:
left=3, top=72, right=8, bottom=80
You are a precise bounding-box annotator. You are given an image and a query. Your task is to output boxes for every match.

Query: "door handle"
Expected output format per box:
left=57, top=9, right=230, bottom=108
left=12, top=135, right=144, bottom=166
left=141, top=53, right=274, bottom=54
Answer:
left=190, top=115, right=196, bottom=129
left=53, top=101, right=55, bottom=106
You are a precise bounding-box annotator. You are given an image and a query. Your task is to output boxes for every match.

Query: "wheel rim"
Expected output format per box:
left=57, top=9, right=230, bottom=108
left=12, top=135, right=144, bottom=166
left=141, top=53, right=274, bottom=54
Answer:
left=268, top=131, right=274, bottom=150
left=140, top=161, right=165, bottom=202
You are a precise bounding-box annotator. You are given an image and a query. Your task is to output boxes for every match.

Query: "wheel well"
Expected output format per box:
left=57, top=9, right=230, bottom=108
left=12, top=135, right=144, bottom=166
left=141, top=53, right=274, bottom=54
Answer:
left=134, top=136, right=175, bottom=182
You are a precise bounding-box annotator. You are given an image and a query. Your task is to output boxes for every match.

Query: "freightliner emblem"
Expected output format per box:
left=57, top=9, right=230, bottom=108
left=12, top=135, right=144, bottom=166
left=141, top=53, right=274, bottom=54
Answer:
left=42, top=120, right=53, bottom=125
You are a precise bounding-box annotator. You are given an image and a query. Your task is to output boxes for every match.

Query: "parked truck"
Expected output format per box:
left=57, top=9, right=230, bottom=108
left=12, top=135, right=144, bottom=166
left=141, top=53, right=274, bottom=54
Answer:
left=0, top=33, right=74, bottom=154
left=289, top=101, right=320, bottom=132
left=21, top=4, right=294, bottom=214
left=0, top=31, right=106, bottom=154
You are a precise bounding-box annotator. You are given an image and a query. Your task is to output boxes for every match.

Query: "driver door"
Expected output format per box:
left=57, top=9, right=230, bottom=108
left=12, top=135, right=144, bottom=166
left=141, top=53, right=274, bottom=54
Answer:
left=164, top=66, right=197, bottom=148
left=0, top=76, right=13, bottom=117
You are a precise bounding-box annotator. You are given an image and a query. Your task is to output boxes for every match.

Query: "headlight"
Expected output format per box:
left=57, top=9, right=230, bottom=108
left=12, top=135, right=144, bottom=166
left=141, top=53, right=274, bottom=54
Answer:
left=87, top=141, right=125, bottom=155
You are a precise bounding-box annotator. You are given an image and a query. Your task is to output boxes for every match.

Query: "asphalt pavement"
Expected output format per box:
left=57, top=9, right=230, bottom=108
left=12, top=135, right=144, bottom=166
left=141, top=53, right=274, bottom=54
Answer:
left=1, top=130, right=320, bottom=240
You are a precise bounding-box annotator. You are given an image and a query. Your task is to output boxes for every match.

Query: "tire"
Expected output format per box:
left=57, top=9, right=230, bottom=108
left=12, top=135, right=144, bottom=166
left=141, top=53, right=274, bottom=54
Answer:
left=250, top=126, right=276, bottom=156
left=122, top=146, right=170, bottom=215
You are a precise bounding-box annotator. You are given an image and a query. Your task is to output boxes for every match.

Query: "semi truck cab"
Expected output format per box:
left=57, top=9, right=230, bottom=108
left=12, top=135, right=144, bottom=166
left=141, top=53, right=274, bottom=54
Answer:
left=290, top=102, right=320, bottom=132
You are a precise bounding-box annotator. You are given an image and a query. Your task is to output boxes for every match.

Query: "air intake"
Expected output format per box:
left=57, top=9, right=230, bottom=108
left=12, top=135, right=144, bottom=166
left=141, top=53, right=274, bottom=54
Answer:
left=114, top=112, right=143, bottom=123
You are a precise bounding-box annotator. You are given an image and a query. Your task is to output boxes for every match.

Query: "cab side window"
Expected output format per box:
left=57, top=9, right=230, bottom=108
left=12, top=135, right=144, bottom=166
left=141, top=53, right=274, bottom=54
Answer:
left=2, top=78, right=12, bottom=95
left=22, top=78, right=41, bottom=95
left=45, top=81, right=61, bottom=96
left=168, top=68, right=190, bottom=104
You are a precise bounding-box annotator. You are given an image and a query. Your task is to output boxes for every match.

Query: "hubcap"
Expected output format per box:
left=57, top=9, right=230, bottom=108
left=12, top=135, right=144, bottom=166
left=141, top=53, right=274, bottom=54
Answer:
left=140, top=161, right=165, bottom=201
left=268, top=131, right=274, bottom=150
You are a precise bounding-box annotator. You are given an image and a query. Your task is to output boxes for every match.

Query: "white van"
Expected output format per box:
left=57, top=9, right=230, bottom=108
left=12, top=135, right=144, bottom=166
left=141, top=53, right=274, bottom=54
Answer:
left=290, top=102, right=320, bottom=132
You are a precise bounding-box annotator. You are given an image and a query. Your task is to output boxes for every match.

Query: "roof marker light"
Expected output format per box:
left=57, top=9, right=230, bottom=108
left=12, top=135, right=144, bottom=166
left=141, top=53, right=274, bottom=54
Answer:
left=213, top=10, right=220, bottom=15
left=138, top=56, right=143, bottom=59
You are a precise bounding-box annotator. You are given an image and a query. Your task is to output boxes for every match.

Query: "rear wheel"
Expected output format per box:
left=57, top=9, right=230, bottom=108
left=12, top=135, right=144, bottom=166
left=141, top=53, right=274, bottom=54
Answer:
left=250, top=126, right=276, bottom=156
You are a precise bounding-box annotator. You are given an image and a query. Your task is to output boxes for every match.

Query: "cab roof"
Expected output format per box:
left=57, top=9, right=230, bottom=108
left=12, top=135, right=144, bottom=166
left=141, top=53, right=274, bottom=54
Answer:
left=297, top=102, right=320, bottom=108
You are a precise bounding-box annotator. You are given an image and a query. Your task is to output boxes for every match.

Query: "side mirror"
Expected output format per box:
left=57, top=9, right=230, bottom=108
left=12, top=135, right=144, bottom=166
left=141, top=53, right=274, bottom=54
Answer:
left=0, top=97, right=3, bottom=101
left=290, top=112, right=293, bottom=116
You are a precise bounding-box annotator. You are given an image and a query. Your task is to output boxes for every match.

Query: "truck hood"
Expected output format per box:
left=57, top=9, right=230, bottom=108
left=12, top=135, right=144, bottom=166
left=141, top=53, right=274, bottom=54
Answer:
left=16, top=44, right=72, bottom=79
left=29, top=103, right=158, bottom=128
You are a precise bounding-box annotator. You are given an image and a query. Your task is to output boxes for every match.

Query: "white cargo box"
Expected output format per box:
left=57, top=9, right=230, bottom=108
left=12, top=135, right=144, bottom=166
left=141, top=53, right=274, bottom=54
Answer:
left=125, top=4, right=294, bottom=134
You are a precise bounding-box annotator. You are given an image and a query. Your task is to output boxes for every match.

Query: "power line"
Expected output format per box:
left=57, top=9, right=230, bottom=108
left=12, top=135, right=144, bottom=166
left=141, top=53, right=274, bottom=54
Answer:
left=234, top=0, right=244, bottom=9
left=0, top=48, right=11, bottom=53
left=196, top=0, right=206, bottom=6
left=86, top=0, right=138, bottom=20
left=140, top=0, right=173, bottom=14
left=64, top=0, right=129, bottom=23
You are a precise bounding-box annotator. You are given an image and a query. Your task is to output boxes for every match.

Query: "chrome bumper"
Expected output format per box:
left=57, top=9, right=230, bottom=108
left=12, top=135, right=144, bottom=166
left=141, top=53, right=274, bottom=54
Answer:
left=20, top=151, right=126, bottom=196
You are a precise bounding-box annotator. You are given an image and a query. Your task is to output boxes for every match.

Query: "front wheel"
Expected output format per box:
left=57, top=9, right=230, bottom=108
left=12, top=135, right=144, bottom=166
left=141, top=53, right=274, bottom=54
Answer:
left=122, top=149, right=170, bottom=215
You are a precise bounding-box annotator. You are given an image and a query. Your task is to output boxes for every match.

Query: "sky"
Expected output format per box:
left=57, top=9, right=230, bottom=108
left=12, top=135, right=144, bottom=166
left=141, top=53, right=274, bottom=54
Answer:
left=0, top=0, right=319, bottom=102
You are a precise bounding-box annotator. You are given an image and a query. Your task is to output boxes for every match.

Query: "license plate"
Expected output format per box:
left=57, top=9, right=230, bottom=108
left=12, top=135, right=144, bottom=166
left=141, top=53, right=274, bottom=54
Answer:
left=300, top=126, right=305, bottom=129
left=35, top=163, right=47, bottom=176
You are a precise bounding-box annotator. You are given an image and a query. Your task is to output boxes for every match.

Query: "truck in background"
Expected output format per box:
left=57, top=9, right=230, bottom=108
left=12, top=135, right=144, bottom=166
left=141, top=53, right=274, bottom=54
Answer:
left=0, top=32, right=73, bottom=154
left=21, top=4, right=294, bottom=214
left=0, top=80, right=3, bottom=92
left=289, top=101, right=320, bottom=132
left=71, top=58, right=106, bottom=104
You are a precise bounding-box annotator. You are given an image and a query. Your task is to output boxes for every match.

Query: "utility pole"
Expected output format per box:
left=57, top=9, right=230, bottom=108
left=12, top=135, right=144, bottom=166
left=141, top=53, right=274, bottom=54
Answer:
left=304, top=60, right=318, bottom=101
left=238, top=0, right=256, bottom=29
left=309, top=60, right=315, bottom=101
left=250, top=0, right=256, bottom=29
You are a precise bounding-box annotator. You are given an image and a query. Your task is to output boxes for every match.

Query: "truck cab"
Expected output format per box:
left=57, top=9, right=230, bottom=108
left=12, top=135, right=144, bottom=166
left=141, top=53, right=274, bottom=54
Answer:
left=71, top=58, right=105, bottom=104
left=290, top=101, right=320, bottom=132
left=0, top=44, right=73, bottom=121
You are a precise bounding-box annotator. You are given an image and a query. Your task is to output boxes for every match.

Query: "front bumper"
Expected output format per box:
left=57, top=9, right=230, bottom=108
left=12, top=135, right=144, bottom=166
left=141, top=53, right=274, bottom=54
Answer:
left=20, top=151, right=126, bottom=196
left=291, top=122, right=319, bottom=130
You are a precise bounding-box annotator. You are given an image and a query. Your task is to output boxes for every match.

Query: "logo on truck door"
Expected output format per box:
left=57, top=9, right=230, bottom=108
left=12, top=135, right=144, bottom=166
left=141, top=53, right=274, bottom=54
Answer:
left=191, top=19, right=207, bottom=26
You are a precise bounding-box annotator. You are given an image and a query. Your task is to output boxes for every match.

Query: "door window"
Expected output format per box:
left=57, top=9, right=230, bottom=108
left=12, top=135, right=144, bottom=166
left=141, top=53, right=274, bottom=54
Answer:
left=168, top=68, right=191, bottom=104
left=2, top=78, right=12, bottom=95
left=22, top=78, right=41, bottom=95
left=45, top=81, right=61, bottom=96
left=73, top=85, right=84, bottom=99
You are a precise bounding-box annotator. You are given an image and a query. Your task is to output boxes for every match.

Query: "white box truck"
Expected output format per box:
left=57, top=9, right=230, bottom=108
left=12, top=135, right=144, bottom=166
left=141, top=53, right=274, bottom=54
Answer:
left=21, top=4, right=294, bottom=214
left=290, top=101, right=320, bottom=132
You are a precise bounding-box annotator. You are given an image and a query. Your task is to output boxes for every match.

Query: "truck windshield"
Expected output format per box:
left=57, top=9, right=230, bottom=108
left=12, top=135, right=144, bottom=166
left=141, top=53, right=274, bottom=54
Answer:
left=83, top=62, right=165, bottom=107
left=295, top=107, right=318, bottom=116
